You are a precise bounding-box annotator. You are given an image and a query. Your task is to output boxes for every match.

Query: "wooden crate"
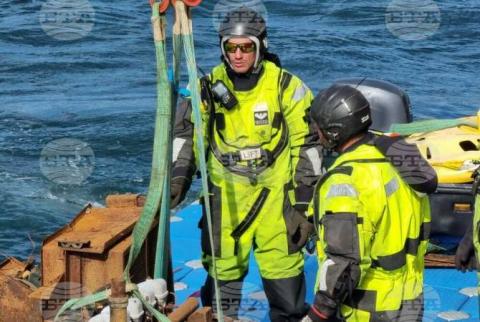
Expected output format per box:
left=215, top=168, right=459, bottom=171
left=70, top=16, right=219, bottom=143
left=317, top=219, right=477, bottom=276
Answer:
left=30, top=194, right=158, bottom=320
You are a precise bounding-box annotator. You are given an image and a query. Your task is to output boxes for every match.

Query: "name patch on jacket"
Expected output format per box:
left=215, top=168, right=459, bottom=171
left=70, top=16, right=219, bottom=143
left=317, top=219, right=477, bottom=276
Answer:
left=253, top=103, right=269, bottom=126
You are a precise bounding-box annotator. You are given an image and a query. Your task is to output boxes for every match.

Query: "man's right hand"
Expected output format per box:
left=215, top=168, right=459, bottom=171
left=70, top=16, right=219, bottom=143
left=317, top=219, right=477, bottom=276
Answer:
left=455, top=224, right=476, bottom=272
left=170, top=177, right=190, bottom=209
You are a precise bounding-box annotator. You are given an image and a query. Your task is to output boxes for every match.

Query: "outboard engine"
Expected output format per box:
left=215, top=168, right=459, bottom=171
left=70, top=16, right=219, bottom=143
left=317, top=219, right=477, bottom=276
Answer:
left=334, top=78, right=412, bottom=132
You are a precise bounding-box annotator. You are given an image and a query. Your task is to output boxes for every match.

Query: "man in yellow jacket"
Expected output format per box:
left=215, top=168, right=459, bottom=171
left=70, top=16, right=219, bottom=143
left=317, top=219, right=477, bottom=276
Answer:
left=171, top=6, right=322, bottom=321
left=455, top=172, right=479, bottom=295
left=305, top=84, right=437, bottom=321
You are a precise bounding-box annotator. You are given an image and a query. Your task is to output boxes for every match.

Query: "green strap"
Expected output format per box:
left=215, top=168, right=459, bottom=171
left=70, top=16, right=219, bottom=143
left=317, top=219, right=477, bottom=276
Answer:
left=129, top=2, right=170, bottom=282
left=154, top=0, right=183, bottom=281
left=154, top=0, right=184, bottom=282
left=55, top=290, right=108, bottom=319
left=175, top=1, right=224, bottom=320
left=155, top=178, right=171, bottom=279
left=390, top=118, right=477, bottom=135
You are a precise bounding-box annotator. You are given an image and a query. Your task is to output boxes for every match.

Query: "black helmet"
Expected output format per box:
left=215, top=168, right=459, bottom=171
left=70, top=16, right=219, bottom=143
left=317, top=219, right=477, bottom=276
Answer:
left=218, top=6, right=268, bottom=69
left=310, top=84, right=372, bottom=150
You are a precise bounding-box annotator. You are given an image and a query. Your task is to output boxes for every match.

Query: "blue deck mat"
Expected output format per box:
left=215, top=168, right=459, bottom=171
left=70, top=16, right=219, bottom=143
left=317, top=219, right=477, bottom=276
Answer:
left=172, top=204, right=479, bottom=321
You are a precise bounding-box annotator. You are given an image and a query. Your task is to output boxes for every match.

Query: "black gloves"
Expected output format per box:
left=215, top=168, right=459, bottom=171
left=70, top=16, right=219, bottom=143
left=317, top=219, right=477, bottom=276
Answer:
left=303, top=292, right=338, bottom=322
left=289, top=208, right=315, bottom=250
left=455, top=223, right=476, bottom=272
left=170, top=177, right=190, bottom=209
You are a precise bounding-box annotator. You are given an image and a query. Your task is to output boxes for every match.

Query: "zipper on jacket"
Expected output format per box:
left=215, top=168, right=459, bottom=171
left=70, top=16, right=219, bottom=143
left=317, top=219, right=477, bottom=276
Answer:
left=231, top=188, right=270, bottom=255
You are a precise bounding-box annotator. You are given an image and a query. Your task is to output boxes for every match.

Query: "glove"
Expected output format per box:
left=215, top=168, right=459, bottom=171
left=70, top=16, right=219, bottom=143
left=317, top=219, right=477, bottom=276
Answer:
left=289, top=208, right=315, bottom=250
left=304, top=292, right=338, bottom=322
left=455, top=224, right=476, bottom=272
left=170, top=177, right=190, bottom=209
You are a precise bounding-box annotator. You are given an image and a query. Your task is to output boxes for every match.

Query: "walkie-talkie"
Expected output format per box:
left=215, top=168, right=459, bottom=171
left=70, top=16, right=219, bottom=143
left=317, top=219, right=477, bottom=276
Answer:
left=211, top=80, right=238, bottom=110
left=197, top=65, right=238, bottom=110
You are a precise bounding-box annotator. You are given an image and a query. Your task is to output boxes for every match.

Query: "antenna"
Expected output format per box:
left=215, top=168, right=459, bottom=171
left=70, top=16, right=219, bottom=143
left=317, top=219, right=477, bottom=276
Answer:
left=355, top=77, right=368, bottom=89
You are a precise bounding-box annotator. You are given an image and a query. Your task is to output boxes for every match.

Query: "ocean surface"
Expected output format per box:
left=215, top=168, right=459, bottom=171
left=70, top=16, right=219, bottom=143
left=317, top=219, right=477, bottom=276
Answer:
left=1, top=0, right=479, bottom=261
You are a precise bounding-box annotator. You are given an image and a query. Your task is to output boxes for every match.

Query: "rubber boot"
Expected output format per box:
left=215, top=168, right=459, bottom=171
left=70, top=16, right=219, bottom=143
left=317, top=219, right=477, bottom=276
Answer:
left=262, top=273, right=309, bottom=322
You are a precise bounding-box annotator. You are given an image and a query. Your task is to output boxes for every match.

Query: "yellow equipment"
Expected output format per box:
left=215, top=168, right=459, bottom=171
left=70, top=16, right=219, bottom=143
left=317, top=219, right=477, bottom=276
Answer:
left=406, top=116, right=480, bottom=184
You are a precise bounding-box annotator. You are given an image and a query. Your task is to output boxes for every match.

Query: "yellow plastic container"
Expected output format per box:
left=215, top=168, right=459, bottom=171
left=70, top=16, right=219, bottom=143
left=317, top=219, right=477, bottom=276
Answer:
left=406, top=116, right=480, bottom=184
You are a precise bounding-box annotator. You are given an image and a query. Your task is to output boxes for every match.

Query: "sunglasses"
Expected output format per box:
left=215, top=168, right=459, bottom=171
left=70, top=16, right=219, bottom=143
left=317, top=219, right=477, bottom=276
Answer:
left=224, top=42, right=256, bottom=53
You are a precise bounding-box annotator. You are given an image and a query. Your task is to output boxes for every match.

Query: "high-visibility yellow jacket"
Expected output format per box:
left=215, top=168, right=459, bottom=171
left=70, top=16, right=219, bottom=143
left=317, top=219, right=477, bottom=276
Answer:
left=314, top=140, right=431, bottom=320
left=173, top=60, right=321, bottom=208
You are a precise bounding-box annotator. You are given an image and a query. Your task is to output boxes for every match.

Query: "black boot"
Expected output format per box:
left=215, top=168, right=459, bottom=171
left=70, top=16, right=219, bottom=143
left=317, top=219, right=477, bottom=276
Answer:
left=262, top=274, right=309, bottom=322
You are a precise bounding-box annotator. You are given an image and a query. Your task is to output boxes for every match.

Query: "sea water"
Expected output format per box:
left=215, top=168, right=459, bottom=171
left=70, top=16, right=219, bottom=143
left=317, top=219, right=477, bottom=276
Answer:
left=1, top=0, right=479, bottom=260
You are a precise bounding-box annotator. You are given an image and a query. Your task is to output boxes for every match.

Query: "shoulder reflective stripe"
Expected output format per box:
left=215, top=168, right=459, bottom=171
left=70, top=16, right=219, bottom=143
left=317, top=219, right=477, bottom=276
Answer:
left=306, top=147, right=322, bottom=176
left=318, top=259, right=335, bottom=292
left=371, top=222, right=430, bottom=271
left=292, top=83, right=308, bottom=102
left=314, top=166, right=353, bottom=232
left=350, top=289, right=377, bottom=312
left=172, top=138, right=187, bottom=162
left=326, top=183, right=358, bottom=198
left=385, top=177, right=399, bottom=197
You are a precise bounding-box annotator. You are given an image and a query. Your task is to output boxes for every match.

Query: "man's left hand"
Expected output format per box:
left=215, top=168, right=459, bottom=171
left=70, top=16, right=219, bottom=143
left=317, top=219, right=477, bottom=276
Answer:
left=290, top=209, right=315, bottom=249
